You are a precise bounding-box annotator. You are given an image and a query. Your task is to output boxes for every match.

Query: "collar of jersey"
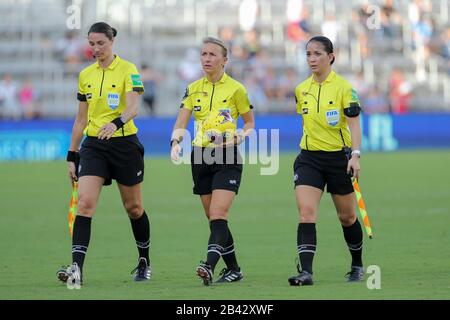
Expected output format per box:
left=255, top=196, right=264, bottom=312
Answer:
left=202, top=72, right=228, bottom=85
left=310, top=70, right=336, bottom=85
left=95, top=54, right=121, bottom=70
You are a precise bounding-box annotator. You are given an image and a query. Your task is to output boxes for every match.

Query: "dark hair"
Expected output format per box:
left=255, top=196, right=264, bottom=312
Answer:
left=88, top=22, right=117, bottom=40
left=306, top=36, right=335, bottom=65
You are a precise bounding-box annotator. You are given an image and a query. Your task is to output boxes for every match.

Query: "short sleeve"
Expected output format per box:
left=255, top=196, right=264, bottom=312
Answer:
left=342, top=86, right=361, bottom=110
left=77, top=74, right=86, bottom=101
left=125, top=64, right=145, bottom=94
left=234, top=86, right=252, bottom=115
left=180, top=87, right=193, bottom=110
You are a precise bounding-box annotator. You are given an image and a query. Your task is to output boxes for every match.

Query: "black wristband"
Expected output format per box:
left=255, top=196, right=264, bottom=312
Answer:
left=66, top=151, right=79, bottom=162
left=111, top=117, right=125, bottom=130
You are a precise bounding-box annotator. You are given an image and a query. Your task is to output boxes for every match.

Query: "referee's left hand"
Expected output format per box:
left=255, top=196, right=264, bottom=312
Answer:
left=222, top=133, right=244, bottom=148
left=347, top=156, right=360, bottom=180
left=98, top=123, right=117, bottom=140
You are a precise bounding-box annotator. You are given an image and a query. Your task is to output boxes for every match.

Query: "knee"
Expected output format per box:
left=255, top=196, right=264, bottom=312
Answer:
left=338, top=212, right=356, bottom=226
left=125, top=202, right=143, bottom=219
left=77, top=195, right=96, bottom=216
left=299, top=205, right=316, bottom=222
left=209, top=207, right=228, bottom=220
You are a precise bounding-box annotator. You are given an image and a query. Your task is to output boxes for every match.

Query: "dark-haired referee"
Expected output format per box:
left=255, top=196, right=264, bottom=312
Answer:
left=289, top=36, right=365, bottom=286
left=57, top=22, right=151, bottom=286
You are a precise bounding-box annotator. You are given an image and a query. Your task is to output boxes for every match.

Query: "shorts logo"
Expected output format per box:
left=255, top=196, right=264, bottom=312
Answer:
left=107, top=93, right=120, bottom=109
left=229, top=180, right=237, bottom=185
left=302, top=108, right=308, bottom=114
left=137, top=170, right=142, bottom=177
left=86, top=93, right=92, bottom=99
left=293, top=174, right=298, bottom=182
left=326, top=109, right=339, bottom=126
left=194, top=106, right=201, bottom=111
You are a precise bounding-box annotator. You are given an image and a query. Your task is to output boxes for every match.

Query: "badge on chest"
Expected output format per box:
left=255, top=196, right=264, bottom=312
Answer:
left=326, top=109, right=339, bottom=126
left=107, top=93, right=120, bottom=109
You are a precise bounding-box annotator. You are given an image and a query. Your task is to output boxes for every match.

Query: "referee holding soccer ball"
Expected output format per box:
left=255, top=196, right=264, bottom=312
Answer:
left=288, top=36, right=365, bottom=286
left=57, top=22, right=151, bottom=286
left=170, top=37, right=255, bottom=285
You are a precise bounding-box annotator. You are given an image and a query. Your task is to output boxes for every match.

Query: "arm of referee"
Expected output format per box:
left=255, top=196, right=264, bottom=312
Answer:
left=68, top=101, right=88, bottom=181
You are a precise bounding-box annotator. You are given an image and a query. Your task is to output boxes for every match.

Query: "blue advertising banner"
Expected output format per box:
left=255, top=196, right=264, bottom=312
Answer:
left=0, top=113, right=449, bottom=161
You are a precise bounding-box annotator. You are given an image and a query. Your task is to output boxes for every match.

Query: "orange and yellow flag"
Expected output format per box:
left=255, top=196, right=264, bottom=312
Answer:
left=68, top=181, right=78, bottom=238
left=352, top=179, right=373, bottom=239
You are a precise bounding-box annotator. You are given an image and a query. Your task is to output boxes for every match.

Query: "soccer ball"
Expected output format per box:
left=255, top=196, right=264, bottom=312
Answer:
left=203, top=110, right=236, bottom=145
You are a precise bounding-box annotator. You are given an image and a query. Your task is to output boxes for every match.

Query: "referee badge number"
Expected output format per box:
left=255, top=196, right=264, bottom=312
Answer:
left=107, top=93, right=120, bottom=109
left=326, top=109, right=339, bottom=126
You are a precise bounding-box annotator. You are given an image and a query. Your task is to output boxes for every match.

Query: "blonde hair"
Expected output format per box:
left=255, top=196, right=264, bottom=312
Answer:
left=202, top=37, right=228, bottom=58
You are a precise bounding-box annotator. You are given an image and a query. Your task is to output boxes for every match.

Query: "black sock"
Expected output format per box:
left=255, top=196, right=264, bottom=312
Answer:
left=72, top=215, right=92, bottom=272
left=206, top=219, right=229, bottom=272
left=129, top=210, right=150, bottom=263
left=297, top=223, right=316, bottom=274
left=221, top=227, right=239, bottom=271
left=342, top=219, right=363, bottom=267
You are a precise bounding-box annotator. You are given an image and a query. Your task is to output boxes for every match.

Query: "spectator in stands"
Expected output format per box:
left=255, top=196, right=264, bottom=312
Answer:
left=381, top=0, right=403, bottom=39
left=177, top=48, right=203, bottom=97
left=239, top=0, right=258, bottom=32
left=56, top=31, right=83, bottom=75
left=364, top=86, right=398, bottom=151
left=141, top=64, right=161, bottom=116
left=389, top=68, right=412, bottom=114
left=262, top=67, right=278, bottom=100
left=321, top=14, right=339, bottom=44
left=412, top=15, right=434, bottom=81
left=244, top=74, right=268, bottom=112
left=277, top=68, right=298, bottom=100
left=243, top=30, right=261, bottom=61
left=439, top=27, right=450, bottom=73
left=19, top=78, right=37, bottom=119
left=351, top=71, right=370, bottom=104
left=286, top=2, right=311, bottom=75
left=0, top=73, right=20, bottom=120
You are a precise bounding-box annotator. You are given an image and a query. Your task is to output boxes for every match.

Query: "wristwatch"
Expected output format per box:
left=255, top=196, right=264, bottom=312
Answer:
left=351, top=149, right=361, bottom=158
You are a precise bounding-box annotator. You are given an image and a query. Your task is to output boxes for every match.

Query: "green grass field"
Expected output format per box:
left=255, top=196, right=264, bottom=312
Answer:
left=1, top=151, right=449, bottom=300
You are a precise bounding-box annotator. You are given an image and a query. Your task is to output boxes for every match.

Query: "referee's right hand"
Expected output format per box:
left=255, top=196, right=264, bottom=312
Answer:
left=68, top=162, right=78, bottom=182
left=170, top=143, right=182, bottom=164
left=67, top=151, right=80, bottom=182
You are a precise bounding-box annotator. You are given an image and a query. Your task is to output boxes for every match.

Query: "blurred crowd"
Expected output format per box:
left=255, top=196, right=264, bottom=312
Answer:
left=1, top=0, right=448, bottom=119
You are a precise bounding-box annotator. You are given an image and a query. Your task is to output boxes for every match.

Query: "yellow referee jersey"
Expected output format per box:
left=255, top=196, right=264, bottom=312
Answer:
left=295, top=70, right=360, bottom=151
left=181, top=73, right=252, bottom=147
left=77, top=55, right=144, bottom=137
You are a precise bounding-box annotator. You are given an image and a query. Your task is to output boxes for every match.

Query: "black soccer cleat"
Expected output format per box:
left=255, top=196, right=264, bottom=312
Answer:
left=196, top=261, right=213, bottom=286
left=215, top=267, right=243, bottom=283
left=345, top=266, right=364, bottom=282
left=288, top=270, right=314, bottom=286
left=131, top=257, right=151, bottom=281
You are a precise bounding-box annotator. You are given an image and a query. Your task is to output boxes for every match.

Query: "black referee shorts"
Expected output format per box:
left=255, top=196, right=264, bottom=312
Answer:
left=191, top=146, right=243, bottom=195
left=79, top=135, right=145, bottom=186
left=293, top=149, right=354, bottom=195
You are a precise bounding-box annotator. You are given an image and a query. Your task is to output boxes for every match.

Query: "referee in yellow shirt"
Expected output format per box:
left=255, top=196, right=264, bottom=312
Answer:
left=288, top=36, right=365, bottom=286
left=170, top=37, right=255, bottom=285
left=58, top=22, right=151, bottom=286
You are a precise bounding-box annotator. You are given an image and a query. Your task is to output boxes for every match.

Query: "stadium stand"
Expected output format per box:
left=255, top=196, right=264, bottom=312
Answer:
left=0, top=0, right=448, bottom=118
